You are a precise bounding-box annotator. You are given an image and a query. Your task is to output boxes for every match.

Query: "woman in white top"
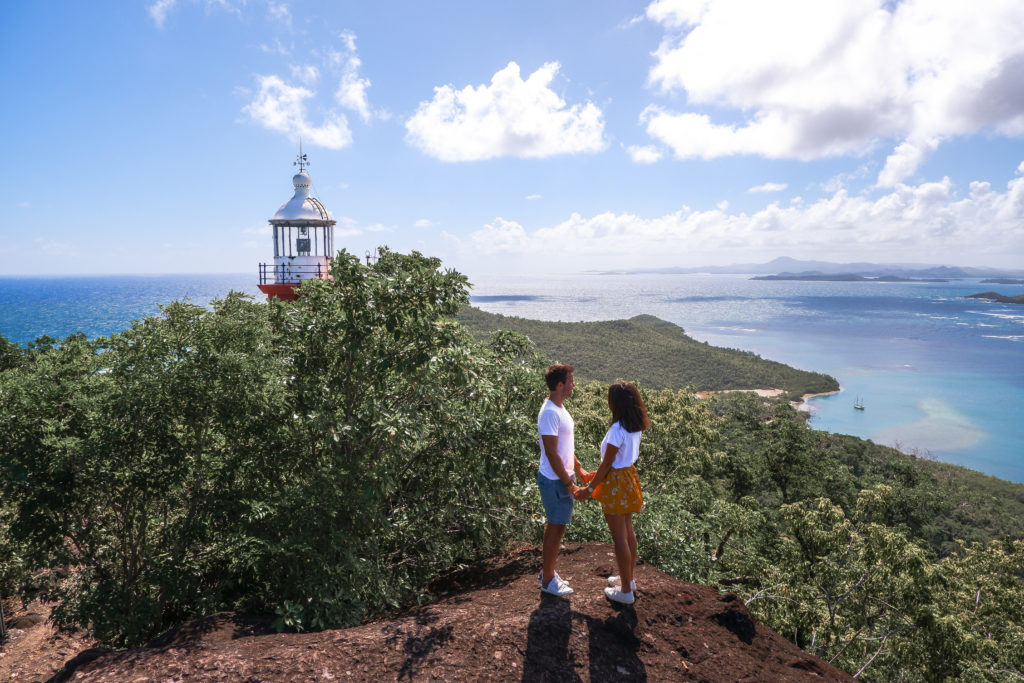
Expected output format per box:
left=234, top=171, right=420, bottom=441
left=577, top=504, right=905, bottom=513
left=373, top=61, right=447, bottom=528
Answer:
left=580, top=381, right=650, bottom=605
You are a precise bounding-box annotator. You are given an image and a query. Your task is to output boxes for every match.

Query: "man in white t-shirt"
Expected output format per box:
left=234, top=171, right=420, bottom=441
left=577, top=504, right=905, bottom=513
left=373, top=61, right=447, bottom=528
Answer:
left=536, top=363, right=590, bottom=597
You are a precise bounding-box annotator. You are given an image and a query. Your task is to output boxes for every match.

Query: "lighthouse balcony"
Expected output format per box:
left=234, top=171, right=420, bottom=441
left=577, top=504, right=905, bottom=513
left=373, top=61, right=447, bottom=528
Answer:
left=258, top=262, right=330, bottom=285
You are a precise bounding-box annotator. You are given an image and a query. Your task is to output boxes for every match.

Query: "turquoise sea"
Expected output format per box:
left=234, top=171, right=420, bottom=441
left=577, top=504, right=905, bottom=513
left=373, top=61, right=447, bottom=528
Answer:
left=2, top=272, right=1022, bottom=483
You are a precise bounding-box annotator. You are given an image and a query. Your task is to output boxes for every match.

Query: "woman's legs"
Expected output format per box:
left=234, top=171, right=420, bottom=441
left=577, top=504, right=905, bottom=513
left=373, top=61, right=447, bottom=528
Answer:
left=605, top=513, right=633, bottom=595
left=625, top=513, right=637, bottom=572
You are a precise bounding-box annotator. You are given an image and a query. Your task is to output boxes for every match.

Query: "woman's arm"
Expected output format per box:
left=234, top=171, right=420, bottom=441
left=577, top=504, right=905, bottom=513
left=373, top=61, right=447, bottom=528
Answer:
left=574, top=457, right=591, bottom=483
left=587, top=444, right=619, bottom=494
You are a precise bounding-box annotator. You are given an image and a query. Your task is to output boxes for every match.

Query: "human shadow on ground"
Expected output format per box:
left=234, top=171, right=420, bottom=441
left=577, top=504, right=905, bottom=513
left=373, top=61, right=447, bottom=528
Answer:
left=584, top=602, right=646, bottom=681
left=522, top=594, right=646, bottom=682
left=522, top=594, right=582, bottom=682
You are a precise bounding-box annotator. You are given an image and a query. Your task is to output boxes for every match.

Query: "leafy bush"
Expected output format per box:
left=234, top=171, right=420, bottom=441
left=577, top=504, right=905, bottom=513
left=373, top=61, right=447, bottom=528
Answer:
left=0, top=249, right=544, bottom=646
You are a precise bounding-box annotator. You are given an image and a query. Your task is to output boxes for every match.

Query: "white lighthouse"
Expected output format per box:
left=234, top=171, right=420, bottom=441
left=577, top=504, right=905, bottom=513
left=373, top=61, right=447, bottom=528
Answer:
left=257, top=149, right=337, bottom=301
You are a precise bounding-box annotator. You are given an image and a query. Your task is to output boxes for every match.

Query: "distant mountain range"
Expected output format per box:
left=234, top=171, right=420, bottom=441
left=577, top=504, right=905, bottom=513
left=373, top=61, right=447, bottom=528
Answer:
left=616, top=257, right=1024, bottom=279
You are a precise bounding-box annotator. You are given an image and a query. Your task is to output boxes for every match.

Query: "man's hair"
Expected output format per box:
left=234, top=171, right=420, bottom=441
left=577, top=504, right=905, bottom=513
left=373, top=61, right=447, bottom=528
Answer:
left=608, top=381, right=650, bottom=433
left=545, top=363, right=574, bottom=391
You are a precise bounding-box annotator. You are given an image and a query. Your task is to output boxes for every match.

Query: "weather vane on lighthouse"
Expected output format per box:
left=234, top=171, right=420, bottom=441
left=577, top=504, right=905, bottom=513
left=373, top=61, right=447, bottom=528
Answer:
left=294, top=140, right=309, bottom=173
left=257, top=146, right=337, bottom=301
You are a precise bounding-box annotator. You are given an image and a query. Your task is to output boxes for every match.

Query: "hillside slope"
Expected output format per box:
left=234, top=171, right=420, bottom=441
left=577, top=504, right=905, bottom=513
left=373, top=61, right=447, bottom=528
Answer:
left=29, top=543, right=851, bottom=682
left=458, top=307, right=838, bottom=396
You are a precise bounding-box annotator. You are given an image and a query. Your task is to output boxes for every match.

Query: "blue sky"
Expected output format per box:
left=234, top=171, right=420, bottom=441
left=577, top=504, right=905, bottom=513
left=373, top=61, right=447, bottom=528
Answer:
left=2, top=0, right=1023, bottom=278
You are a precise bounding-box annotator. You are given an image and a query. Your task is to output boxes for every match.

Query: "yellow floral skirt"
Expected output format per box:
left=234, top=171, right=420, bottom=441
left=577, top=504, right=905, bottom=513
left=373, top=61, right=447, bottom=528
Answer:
left=592, top=465, right=644, bottom=515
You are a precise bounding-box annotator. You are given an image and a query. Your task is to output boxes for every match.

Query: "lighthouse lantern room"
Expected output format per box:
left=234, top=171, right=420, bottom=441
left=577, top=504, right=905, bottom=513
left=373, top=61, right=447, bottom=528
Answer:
left=257, top=150, right=337, bottom=301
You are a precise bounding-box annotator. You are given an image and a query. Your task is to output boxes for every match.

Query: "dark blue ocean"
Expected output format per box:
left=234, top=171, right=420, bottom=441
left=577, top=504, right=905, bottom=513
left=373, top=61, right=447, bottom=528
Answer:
left=2, top=273, right=1022, bottom=483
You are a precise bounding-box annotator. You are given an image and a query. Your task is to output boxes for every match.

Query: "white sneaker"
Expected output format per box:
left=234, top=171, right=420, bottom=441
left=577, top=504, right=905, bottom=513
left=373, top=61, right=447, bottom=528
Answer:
left=540, top=573, right=574, bottom=597
left=607, top=576, right=637, bottom=592
left=604, top=587, right=635, bottom=604
left=538, top=570, right=566, bottom=586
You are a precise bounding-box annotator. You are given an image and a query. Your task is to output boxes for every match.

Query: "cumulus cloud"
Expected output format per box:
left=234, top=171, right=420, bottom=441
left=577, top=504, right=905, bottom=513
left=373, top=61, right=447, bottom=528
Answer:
left=749, top=182, right=788, bottom=193
left=242, top=75, right=352, bottom=149
left=405, top=61, right=607, bottom=161
left=148, top=0, right=177, bottom=28
left=627, top=144, right=663, bottom=163
left=331, top=31, right=372, bottom=121
left=644, top=0, right=1024, bottom=185
left=525, top=194, right=542, bottom=200
left=469, top=166, right=1024, bottom=267
left=414, top=219, right=434, bottom=228
left=243, top=31, right=377, bottom=147
left=290, top=64, right=319, bottom=86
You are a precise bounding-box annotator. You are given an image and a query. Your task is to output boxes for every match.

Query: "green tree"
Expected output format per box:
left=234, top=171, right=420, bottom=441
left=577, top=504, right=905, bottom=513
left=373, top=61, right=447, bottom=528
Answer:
left=0, top=249, right=545, bottom=646
left=250, top=248, right=544, bottom=630
left=745, top=486, right=935, bottom=680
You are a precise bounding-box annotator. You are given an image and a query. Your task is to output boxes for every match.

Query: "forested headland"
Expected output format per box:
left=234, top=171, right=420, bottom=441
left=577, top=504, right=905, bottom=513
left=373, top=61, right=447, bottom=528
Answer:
left=3, top=249, right=1023, bottom=681
left=457, top=307, right=837, bottom=399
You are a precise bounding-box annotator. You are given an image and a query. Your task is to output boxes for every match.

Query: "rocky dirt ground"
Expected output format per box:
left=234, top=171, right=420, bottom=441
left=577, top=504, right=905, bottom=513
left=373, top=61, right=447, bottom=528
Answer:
left=2, top=542, right=853, bottom=681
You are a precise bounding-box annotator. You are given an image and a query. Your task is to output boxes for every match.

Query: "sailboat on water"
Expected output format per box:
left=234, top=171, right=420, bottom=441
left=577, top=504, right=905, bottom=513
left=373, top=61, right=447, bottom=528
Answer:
left=854, top=395, right=865, bottom=410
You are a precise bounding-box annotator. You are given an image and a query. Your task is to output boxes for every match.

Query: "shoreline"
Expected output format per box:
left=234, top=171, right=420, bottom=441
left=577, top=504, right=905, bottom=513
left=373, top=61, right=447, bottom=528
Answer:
left=695, top=388, right=840, bottom=411
left=792, top=389, right=841, bottom=411
left=695, top=388, right=786, bottom=399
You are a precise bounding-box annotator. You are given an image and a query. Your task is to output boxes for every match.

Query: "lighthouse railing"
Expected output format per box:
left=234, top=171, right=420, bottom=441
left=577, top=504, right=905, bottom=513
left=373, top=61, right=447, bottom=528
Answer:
left=258, top=262, right=327, bottom=285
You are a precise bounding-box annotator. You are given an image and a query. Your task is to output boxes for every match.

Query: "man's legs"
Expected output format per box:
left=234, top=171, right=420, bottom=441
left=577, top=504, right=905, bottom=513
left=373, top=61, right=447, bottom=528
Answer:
left=541, top=522, right=567, bottom=584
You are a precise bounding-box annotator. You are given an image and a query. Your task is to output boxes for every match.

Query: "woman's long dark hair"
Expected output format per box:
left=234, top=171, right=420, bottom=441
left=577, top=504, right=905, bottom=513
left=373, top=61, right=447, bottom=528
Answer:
left=608, top=381, right=650, bottom=433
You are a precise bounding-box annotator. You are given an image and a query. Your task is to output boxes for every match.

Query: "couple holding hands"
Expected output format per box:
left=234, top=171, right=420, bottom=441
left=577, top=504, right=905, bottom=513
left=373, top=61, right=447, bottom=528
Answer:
left=536, top=363, right=650, bottom=605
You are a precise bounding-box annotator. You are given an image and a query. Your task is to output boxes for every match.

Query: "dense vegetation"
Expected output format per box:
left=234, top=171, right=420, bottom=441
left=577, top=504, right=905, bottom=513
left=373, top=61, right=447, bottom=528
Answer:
left=3, top=250, right=1023, bottom=679
left=458, top=307, right=837, bottom=398
left=1, top=249, right=544, bottom=646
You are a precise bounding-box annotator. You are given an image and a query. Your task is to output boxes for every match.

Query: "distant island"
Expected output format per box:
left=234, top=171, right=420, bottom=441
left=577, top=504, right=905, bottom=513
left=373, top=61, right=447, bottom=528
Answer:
left=751, top=272, right=948, bottom=282
left=981, top=278, right=1024, bottom=285
left=609, top=256, right=1024, bottom=280
left=965, top=291, right=1024, bottom=304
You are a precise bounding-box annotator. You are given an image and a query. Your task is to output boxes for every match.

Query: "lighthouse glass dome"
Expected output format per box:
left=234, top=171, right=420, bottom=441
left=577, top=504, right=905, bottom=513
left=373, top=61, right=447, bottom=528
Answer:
left=258, top=163, right=336, bottom=300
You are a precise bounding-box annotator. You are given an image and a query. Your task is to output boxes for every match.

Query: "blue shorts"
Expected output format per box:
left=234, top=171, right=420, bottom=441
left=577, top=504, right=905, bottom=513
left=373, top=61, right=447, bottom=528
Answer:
left=537, top=472, right=576, bottom=525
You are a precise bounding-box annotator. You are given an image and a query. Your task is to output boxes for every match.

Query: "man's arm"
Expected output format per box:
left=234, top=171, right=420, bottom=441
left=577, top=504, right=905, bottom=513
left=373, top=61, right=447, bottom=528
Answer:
left=542, top=435, right=578, bottom=492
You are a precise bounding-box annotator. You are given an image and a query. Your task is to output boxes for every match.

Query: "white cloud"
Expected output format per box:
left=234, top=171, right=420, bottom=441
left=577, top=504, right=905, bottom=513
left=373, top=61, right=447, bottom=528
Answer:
left=148, top=0, right=177, bottom=28
left=332, top=31, right=372, bottom=122
left=267, top=1, right=291, bottom=26
left=242, top=75, right=352, bottom=149
left=749, top=182, right=788, bottom=193
left=405, top=61, right=607, bottom=161
left=627, top=144, right=663, bottom=163
left=244, top=31, right=376, bottom=142
left=878, top=137, right=941, bottom=188
left=260, top=38, right=290, bottom=56
left=467, top=167, right=1024, bottom=267
left=471, top=218, right=533, bottom=253
left=32, top=237, right=77, bottom=257
left=525, top=194, right=542, bottom=201
left=414, top=219, right=434, bottom=228
left=147, top=0, right=241, bottom=28
left=644, top=0, right=1024, bottom=185
left=289, top=64, right=319, bottom=86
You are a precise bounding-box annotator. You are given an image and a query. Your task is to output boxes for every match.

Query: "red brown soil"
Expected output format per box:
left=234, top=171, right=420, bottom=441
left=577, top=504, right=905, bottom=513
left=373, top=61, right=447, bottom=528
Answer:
left=3, top=542, right=853, bottom=681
